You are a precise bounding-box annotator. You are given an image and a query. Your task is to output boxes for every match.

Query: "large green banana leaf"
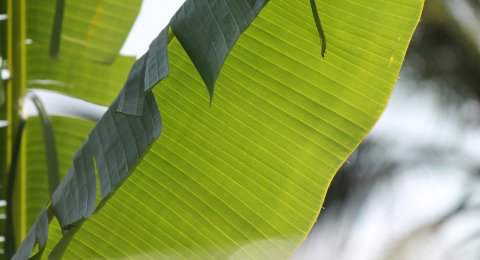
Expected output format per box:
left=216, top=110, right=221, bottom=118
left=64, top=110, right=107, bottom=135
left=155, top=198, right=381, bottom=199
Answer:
left=15, top=0, right=423, bottom=258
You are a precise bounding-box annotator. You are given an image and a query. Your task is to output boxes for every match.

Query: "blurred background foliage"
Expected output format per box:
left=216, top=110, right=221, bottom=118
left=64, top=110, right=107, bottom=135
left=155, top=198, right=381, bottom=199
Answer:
left=0, top=0, right=8, bottom=256
left=295, top=0, right=480, bottom=259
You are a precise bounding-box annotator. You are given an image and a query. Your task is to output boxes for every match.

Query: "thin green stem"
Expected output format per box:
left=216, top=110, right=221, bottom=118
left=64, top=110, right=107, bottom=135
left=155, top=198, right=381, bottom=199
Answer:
left=29, top=94, right=60, bottom=196
left=309, top=0, right=327, bottom=57
left=6, top=0, right=27, bottom=255
left=49, top=0, right=65, bottom=59
left=5, top=118, right=25, bottom=258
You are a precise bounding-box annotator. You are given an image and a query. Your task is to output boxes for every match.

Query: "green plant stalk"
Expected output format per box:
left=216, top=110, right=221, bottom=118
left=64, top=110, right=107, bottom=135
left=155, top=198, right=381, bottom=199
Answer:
left=5, top=118, right=26, bottom=259
left=29, top=94, right=60, bottom=196
left=309, top=0, right=327, bottom=57
left=6, top=0, right=27, bottom=253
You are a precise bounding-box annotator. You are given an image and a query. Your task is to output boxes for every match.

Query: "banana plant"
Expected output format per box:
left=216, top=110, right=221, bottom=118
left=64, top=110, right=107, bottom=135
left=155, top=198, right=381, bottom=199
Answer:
left=2, top=0, right=423, bottom=258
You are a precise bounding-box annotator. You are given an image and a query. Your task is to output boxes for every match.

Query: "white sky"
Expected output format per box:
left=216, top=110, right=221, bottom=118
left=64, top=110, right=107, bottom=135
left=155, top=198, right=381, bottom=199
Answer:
left=120, top=0, right=185, bottom=57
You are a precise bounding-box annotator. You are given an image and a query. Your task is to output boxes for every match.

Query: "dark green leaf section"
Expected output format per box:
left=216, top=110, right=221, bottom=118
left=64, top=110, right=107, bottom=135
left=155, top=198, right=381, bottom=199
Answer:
left=12, top=209, right=48, bottom=260
left=171, top=0, right=268, bottom=101
left=92, top=92, right=161, bottom=201
left=118, top=27, right=169, bottom=116
left=27, top=0, right=141, bottom=63
left=25, top=117, right=94, bottom=231
left=29, top=95, right=60, bottom=196
left=51, top=143, right=96, bottom=230
left=145, top=27, right=170, bottom=92
left=117, top=55, right=148, bottom=116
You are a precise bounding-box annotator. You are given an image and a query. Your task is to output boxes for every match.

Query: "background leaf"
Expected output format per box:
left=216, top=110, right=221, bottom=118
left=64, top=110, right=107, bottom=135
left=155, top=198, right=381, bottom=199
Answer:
left=25, top=0, right=141, bottom=106
left=27, top=0, right=141, bottom=63
left=26, top=52, right=135, bottom=106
